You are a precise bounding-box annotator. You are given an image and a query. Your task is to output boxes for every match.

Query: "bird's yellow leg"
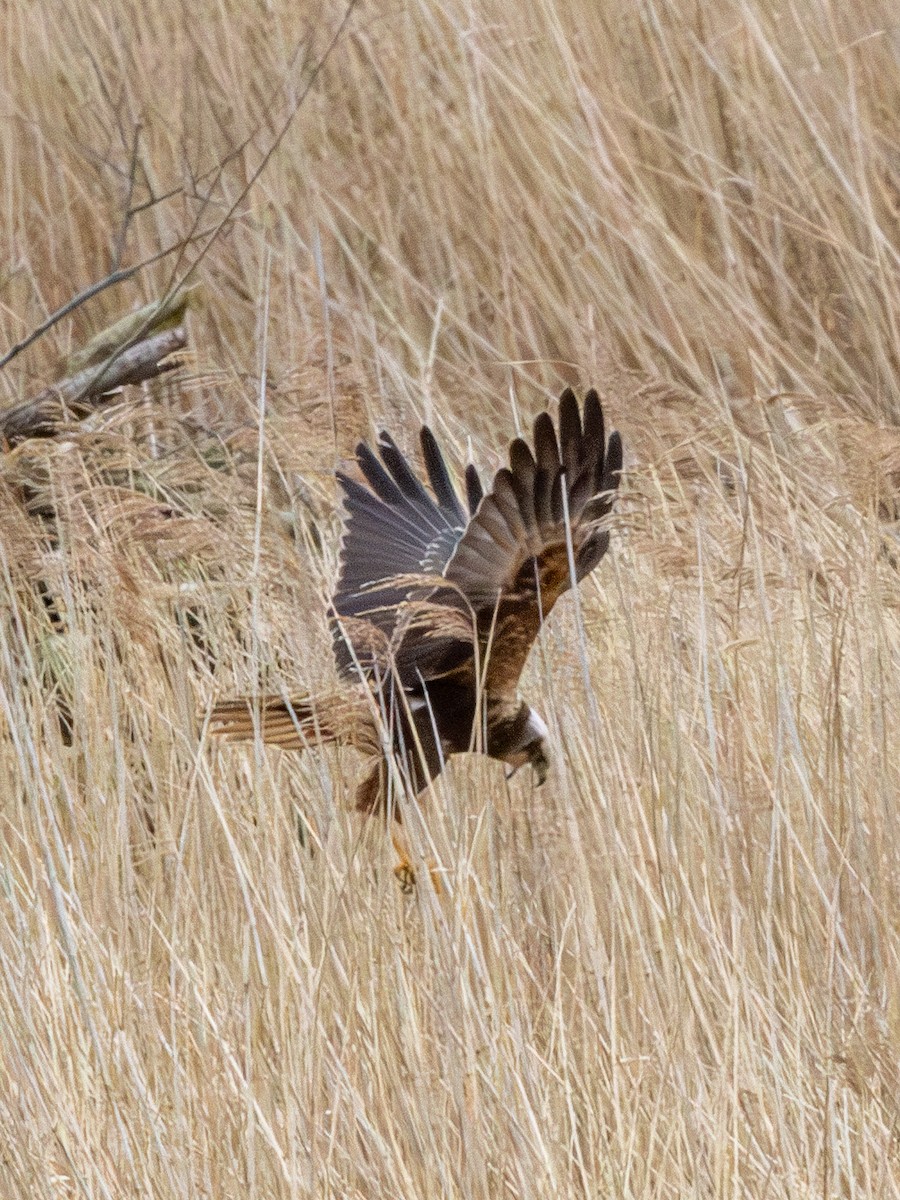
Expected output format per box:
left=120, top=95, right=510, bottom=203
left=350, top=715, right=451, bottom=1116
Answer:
left=391, top=829, right=442, bottom=894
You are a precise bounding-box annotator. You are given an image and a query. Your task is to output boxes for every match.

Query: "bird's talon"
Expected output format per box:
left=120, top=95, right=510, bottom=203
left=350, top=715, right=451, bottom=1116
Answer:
left=393, top=857, right=443, bottom=895
left=394, top=861, right=417, bottom=893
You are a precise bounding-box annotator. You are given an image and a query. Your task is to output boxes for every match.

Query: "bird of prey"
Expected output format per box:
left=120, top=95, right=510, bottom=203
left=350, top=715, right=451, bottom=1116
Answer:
left=209, top=387, right=622, bottom=886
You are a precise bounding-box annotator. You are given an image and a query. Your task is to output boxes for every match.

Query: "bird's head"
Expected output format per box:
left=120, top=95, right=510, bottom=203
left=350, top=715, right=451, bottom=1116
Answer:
left=501, top=707, right=551, bottom=786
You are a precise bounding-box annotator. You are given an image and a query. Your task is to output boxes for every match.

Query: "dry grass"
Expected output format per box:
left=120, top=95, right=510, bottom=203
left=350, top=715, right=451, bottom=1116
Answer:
left=2, top=1, right=900, bottom=1195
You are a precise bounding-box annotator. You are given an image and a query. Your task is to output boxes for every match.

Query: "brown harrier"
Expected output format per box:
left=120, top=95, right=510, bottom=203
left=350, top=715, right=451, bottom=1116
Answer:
left=209, top=387, right=622, bottom=885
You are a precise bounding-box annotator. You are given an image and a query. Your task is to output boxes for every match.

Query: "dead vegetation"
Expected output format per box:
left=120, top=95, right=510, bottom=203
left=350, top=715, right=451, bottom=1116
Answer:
left=2, top=1, right=900, bottom=1196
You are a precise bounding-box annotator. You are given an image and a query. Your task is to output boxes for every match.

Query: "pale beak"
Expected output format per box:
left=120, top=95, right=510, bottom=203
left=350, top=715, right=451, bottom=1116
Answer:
left=530, top=744, right=550, bottom=787
left=505, top=743, right=550, bottom=785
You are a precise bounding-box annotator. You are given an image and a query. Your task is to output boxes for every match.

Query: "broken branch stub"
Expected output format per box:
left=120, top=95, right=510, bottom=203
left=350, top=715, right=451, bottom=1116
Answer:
left=1, top=292, right=191, bottom=446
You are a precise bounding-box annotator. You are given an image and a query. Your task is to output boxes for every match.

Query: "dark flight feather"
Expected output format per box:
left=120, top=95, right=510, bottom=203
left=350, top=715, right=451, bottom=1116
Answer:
left=376, top=432, right=447, bottom=528
left=421, top=426, right=466, bottom=524
left=465, top=464, right=484, bottom=514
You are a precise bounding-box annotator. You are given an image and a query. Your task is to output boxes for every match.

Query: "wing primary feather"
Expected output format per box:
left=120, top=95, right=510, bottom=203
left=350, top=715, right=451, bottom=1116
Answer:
left=581, top=432, right=622, bottom=524
left=355, top=443, right=406, bottom=506
left=583, top=389, right=605, bottom=458
left=558, top=388, right=583, bottom=479
left=338, top=487, right=429, bottom=544
left=533, top=411, right=561, bottom=473
left=602, top=430, right=624, bottom=489
left=568, top=465, right=594, bottom=516
left=509, top=437, right=536, bottom=476
left=420, top=426, right=465, bottom=523
left=377, top=431, right=442, bottom=520
left=465, top=463, right=484, bottom=514
left=532, top=466, right=553, bottom=528
left=550, top=467, right=565, bottom=526
left=508, top=438, right=538, bottom=532
left=576, top=530, right=611, bottom=580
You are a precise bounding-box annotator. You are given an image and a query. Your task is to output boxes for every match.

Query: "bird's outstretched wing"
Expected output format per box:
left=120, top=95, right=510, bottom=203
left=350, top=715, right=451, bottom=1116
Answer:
left=440, top=387, right=622, bottom=695
left=332, top=423, right=475, bottom=677
left=333, top=389, right=621, bottom=696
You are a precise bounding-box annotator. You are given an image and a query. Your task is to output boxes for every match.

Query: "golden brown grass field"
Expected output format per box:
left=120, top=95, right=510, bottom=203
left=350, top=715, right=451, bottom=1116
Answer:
left=3, top=1, right=900, bottom=1195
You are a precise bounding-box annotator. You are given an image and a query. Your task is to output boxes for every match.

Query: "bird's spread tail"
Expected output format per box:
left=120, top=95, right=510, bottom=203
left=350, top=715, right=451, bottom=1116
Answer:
left=207, top=690, right=376, bottom=753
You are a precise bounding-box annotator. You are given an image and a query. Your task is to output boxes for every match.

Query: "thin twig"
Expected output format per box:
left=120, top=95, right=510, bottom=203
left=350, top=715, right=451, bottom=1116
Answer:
left=159, top=0, right=362, bottom=300
left=111, top=120, right=144, bottom=271
left=0, top=224, right=219, bottom=372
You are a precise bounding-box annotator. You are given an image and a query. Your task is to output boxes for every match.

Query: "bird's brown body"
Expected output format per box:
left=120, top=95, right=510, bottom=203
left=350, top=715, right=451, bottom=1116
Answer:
left=209, top=388, right=622, bottom=880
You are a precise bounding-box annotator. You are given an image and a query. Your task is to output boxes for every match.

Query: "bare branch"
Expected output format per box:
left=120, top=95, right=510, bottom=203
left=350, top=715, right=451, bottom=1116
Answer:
left=1, top=293, right=191, bottom=445
left=0, top=224, right=220, bottom=372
